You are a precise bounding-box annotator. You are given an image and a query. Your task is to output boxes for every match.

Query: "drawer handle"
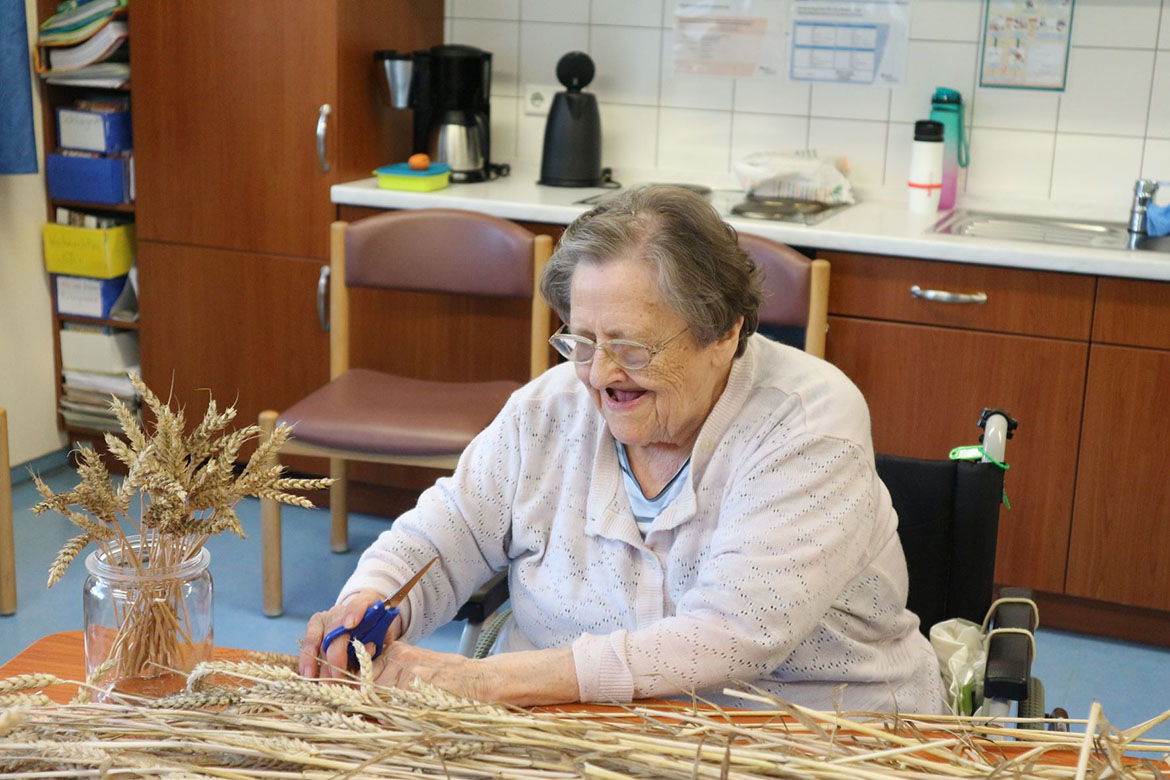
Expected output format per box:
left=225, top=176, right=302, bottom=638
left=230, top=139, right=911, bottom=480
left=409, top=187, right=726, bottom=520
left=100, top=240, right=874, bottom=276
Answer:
left=317, top=265, right=330, bottom=331
left=910, top=284, right=988, bottom=305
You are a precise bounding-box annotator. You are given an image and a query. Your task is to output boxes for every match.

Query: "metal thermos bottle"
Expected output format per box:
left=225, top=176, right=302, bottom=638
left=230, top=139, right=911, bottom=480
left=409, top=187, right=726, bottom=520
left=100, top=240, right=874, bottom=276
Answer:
left=908, top=120, right=944, bottom=214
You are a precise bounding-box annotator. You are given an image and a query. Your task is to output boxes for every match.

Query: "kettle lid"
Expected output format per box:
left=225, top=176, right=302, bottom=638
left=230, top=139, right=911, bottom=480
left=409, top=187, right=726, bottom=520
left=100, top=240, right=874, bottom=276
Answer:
left=556, top=51, right=595, bottom=92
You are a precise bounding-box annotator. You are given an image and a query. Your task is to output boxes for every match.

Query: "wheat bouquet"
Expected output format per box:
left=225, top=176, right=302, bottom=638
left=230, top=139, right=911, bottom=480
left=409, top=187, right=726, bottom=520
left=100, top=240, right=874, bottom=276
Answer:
left=31, top=375, right=331, bottom=693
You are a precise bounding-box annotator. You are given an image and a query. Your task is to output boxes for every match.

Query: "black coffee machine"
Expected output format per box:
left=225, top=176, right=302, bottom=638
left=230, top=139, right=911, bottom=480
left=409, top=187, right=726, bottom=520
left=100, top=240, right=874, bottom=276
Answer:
left=376, top=45, right=505, bottom=183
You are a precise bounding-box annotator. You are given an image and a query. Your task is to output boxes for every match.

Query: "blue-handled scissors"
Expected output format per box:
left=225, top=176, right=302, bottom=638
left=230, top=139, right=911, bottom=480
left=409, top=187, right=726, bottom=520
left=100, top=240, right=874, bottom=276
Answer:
left=321, top=556, right=438, bottom=670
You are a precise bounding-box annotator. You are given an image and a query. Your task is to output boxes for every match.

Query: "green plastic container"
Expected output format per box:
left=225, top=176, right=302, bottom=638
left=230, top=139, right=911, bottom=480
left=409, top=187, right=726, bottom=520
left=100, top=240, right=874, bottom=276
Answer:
left=373, top=162, right=451, bottom=192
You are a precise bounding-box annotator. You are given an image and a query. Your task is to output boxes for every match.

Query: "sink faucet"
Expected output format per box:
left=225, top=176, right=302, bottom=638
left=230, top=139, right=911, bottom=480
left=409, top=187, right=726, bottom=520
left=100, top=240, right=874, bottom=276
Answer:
left=1128, top=178, right=1160, bottom=236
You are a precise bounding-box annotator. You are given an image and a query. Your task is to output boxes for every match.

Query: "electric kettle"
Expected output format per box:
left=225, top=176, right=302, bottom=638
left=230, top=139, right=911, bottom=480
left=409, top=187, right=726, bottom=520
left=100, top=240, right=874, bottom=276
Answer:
left=539, top=52, right=603, bottom=187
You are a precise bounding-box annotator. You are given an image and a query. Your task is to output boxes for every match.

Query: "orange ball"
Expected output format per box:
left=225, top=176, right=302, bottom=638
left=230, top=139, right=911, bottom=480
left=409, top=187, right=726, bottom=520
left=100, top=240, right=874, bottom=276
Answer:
left=408, top=153, right=431, bottom=171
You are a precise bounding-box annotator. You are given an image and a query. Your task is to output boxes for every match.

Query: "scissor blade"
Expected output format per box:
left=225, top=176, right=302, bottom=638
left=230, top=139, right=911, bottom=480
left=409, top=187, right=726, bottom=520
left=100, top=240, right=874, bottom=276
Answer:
left=382, top=556, right=439, bottom=609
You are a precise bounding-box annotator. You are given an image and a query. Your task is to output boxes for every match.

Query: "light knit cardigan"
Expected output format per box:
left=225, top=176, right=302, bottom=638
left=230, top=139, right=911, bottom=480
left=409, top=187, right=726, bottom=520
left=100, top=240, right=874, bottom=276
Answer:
left=339, top=334, right=946, bottom=713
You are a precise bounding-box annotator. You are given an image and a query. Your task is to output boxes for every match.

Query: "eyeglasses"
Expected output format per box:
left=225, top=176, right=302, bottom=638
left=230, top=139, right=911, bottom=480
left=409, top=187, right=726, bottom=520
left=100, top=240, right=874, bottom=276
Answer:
left=549, top=325, right=689, bottom=371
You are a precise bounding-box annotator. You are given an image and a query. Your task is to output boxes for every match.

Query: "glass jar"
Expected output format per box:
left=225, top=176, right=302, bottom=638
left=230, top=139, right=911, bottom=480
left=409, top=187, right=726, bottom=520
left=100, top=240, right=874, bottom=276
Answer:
left=83, top=536, right=213, bottom=699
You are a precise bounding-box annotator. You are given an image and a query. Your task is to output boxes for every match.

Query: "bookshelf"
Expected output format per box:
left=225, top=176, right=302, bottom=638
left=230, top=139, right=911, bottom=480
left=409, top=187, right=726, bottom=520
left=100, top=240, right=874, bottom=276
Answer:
left=35, top=0, right=138, bottom=444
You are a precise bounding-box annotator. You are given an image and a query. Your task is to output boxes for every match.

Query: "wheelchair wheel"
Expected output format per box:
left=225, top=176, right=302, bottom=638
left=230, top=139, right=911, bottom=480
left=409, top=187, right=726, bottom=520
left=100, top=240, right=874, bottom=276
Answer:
left=1017, top=677, right=1046, bottom=730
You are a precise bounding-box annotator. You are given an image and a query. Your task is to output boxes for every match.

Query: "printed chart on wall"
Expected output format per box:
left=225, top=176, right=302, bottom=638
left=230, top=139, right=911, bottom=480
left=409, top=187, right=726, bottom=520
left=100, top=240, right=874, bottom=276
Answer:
left=788, top=0, right=910, bottom=86
left=980, top=0, right=1074, bottom=90
left=672, top=1, right=787, bottom=77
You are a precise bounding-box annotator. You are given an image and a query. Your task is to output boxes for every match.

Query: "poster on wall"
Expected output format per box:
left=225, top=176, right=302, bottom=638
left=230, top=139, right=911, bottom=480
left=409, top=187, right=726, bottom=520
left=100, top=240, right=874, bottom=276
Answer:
left=979, top=0, right=1074, bottom=90
left=672, top=0, right=787, bottom=77
left=787, top=0, right=910, bottom=86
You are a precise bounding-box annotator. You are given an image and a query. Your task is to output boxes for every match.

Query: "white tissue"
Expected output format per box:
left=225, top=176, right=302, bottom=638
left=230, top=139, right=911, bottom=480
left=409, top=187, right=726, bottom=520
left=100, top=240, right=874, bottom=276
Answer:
left=733, top=150, right=855, bottom=205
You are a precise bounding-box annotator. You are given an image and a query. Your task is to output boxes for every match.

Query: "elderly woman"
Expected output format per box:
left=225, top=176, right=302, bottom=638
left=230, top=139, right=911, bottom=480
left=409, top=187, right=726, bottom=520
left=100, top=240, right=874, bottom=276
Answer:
left=299, top=185, right=944, bottom=713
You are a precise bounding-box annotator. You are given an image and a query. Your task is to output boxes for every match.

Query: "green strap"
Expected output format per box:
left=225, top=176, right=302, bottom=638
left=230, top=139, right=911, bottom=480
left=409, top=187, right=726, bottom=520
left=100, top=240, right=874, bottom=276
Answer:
left=949, top=444, right=1011, bottom=508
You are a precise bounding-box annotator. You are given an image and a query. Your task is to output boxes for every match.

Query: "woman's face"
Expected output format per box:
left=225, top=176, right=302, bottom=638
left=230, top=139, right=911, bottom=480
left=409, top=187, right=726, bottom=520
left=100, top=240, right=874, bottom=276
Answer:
left=568, top=255, right=741, bottom=454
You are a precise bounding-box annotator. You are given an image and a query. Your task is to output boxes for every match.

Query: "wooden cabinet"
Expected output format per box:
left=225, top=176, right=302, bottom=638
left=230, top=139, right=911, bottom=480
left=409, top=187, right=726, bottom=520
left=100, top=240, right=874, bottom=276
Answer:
left=132, top=0, right=437, bottom=260
left=826, top=318, right=1088, bottom=592
left=1067, top=279, right=1170, bottom=611
left=823, top=252, right=1093, bottom=592
left=132, top=1, right=443, bottom=423
left=136, top=242, right=330, bottom=432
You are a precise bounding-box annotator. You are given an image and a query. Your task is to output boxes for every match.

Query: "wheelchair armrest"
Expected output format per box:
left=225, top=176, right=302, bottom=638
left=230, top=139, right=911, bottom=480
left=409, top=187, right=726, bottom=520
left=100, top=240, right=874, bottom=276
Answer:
left=983, top=587, right=1035, bottom=702
left=453, top=570, right=510, bottom=625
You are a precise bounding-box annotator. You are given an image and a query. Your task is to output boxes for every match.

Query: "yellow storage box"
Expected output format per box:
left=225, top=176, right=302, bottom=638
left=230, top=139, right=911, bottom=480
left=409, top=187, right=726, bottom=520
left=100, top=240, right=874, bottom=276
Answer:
left=43, top=223, right=135, bottom=279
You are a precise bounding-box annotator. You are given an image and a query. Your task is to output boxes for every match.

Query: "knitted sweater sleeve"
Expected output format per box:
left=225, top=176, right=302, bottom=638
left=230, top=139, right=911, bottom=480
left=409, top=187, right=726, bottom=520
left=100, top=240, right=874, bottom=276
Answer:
left=572, top=430, right=881, bottom=702
left=336, top=396, right=525, bottom=643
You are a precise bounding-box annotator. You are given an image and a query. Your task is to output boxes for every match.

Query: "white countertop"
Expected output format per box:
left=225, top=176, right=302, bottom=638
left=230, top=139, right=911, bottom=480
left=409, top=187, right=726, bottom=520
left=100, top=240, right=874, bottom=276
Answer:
left=332, top=171, right=1170, bottom=282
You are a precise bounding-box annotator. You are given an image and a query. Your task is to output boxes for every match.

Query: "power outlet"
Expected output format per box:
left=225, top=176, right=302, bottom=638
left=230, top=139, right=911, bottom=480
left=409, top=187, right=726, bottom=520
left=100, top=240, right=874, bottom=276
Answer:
left=524, top=83, right=555, bottom=117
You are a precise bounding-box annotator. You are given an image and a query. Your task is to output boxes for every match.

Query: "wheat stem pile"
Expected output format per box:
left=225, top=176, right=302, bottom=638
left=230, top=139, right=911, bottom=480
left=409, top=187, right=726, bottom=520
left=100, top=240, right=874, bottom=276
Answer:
left=30, top=375, right=331, bottom=689
left=1, top=643, right=1168, bottom=779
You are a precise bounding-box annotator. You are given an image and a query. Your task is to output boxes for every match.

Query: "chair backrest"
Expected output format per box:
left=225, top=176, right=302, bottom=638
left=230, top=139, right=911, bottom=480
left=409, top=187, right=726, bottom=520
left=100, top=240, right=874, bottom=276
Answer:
left=876, top=454, right=1005, bottom=634
left=331, top=210, right=553, bottom=381
left=738, top=233, right=830, bottom=358
left=344, top=209, right=537, bottom=298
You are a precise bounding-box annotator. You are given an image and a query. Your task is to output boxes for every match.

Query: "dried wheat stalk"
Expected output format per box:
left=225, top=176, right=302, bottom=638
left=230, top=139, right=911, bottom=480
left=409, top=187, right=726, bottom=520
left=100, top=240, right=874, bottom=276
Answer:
left=1, top=650, right=1167, bottom=780
left=31, top=375, right=332, bottom=692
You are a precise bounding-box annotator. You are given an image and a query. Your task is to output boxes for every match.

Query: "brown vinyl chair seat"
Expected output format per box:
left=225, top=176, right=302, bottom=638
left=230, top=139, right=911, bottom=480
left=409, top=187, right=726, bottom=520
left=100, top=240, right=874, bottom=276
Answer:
left=277, top=368, right=519, bottom=457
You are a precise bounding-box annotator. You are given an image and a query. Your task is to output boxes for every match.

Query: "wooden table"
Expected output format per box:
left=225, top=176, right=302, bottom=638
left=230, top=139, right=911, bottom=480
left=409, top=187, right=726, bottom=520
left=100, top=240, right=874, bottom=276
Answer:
left=0, top=631, right=252, bottom=704
left=1, top=632, right=1120, bottom=772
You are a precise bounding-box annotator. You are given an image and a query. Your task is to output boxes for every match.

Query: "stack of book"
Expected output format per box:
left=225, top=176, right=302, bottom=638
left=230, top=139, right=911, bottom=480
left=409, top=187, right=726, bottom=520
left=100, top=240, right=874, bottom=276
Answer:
left=37, top=0, right=129, bottom=88
left=60, top=370, right=139, bottom=433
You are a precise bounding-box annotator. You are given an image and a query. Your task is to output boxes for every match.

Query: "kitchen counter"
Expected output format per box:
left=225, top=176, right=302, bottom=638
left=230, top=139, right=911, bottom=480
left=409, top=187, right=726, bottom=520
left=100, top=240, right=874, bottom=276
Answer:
left=332, top=171, right=1170, bottom=282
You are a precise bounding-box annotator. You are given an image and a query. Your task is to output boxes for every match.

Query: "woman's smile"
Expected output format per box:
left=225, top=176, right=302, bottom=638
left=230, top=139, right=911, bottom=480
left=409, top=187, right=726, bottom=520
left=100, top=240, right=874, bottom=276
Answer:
left=604, top=386, right=648, bottom=407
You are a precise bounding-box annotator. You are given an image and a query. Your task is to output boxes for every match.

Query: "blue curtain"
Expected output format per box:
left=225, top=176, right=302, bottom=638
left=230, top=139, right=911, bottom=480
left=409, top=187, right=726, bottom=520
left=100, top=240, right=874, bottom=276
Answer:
left=0, top=0, right=38, bottom=174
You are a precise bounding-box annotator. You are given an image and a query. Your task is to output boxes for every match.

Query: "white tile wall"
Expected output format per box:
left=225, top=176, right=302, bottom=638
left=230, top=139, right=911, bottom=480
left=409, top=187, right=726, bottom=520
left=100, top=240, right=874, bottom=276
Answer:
left=1058, top=48, right=1154, bottom=136
left=519, top=22, right=590, bottom=87
left=964, top=128, right=1055, bottom=200
left=1070, top=0, right=1162, bottom=48
left=657, top=108, right=732, bottom=173
left=1147, top=51, right=1170, bottom=138
left=971, top=87, right=1060, bottom=132
left=519, top=0, right=589, bottom=24
left=731, top=113, right=809, bottom=161
left=1142, top=139, right=1170, bottom=178
left=592, top=0, right=664, bottom=27
left=447, top=0, right=1170, bottom=203
left=1051, top=134, right=1145, bottom=203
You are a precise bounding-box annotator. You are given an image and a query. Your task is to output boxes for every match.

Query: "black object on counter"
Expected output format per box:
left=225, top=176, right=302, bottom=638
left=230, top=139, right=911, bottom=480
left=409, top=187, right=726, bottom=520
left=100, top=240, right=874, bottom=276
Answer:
left=377, top=45, right=508, bottom=183
left=539, top=52, right=603, bottom=187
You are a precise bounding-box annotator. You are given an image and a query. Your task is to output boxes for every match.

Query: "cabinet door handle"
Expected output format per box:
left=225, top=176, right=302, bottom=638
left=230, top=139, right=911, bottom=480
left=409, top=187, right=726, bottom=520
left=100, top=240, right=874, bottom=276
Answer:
left=316, top=103, right=332, bottom=173
left=910, top=284, right=988, bottom=305
left=317, top=265, right=331, bottom=331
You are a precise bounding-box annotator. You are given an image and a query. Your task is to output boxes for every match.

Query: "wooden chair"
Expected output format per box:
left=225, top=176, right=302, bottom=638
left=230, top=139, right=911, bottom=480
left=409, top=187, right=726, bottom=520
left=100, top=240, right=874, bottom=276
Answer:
left=1, top=409, right=17, bottom=615
left=258, top=210, right=552, bottom=616
left=737, top=234, right=830, bottom=358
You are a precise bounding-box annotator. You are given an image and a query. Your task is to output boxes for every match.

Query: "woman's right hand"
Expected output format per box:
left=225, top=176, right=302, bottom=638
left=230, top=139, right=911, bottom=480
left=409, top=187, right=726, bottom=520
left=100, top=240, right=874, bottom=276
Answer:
left=298, top=589, right=388, bottom=679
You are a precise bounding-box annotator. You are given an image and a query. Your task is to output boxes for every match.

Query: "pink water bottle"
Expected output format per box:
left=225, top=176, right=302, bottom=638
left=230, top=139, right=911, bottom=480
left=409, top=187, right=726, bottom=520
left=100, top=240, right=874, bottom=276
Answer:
left=929, top=87, right=969, bottom=211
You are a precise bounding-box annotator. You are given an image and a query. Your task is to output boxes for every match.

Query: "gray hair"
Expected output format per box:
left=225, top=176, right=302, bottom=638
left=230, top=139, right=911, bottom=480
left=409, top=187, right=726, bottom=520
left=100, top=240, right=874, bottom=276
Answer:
left=540, top=185, right=763, bottom=356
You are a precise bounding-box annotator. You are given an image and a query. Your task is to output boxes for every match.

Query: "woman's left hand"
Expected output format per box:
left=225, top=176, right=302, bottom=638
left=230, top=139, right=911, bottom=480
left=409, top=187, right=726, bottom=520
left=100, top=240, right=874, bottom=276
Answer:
left=369, top=644, right=580, bottom=706
left=372, top=643, right=495, bottom=702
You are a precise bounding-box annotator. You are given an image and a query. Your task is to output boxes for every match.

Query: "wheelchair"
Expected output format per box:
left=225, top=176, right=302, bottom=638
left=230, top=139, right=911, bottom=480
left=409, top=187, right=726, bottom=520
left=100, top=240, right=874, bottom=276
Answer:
left=456, top=409, right=1054, bottom=726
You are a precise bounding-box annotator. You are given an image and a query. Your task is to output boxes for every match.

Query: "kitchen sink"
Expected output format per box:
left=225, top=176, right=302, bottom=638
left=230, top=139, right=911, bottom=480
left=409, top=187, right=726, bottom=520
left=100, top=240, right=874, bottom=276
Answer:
left=932, top=209, right=1170, bottom=252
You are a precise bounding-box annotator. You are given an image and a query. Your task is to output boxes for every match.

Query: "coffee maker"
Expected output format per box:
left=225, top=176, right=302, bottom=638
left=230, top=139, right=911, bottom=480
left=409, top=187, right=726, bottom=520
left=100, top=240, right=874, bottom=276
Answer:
left=377, top=45, right=503, bottom=182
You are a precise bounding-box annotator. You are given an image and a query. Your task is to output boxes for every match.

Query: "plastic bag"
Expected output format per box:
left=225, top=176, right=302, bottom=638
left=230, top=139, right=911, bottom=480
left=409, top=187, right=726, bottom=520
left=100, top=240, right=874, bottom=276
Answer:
left=733, top=149, right=855, bottom=205
left=930, top=617, right=987, bottom=716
